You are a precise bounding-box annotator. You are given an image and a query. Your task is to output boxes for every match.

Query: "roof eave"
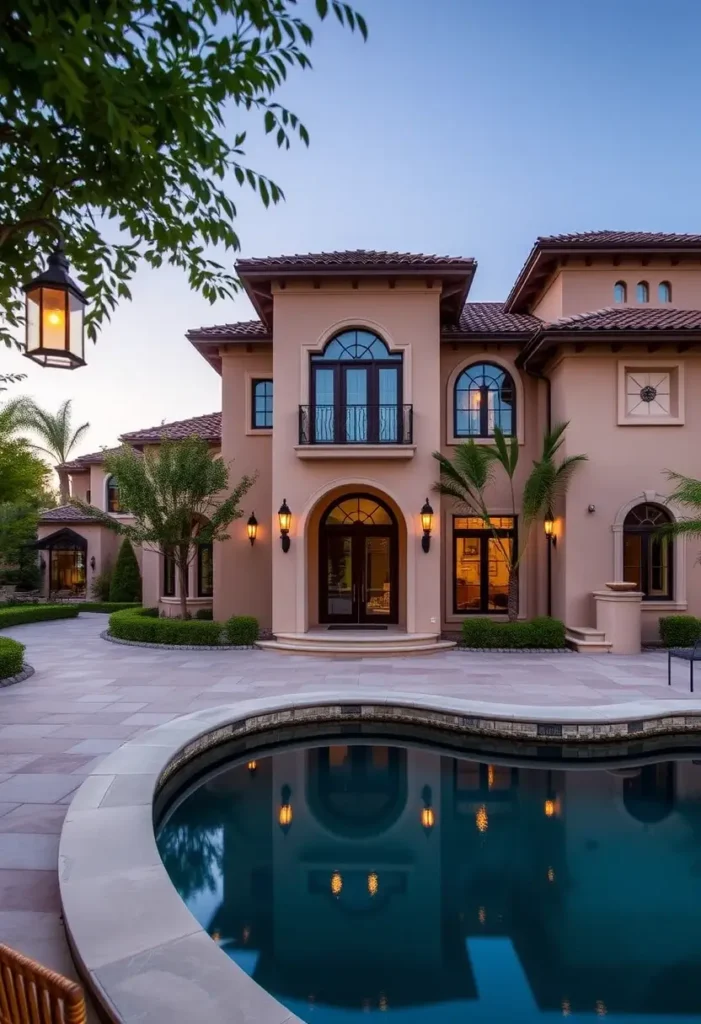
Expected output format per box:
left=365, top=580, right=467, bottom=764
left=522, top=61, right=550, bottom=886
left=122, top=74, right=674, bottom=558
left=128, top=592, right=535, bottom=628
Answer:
left=516, top=327, right=701, bottom=369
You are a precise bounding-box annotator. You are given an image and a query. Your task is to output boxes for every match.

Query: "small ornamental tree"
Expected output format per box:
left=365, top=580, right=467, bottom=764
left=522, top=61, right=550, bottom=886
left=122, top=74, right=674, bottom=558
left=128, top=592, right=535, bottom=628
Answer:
left=109, top=540, right=141, bottom=603
left=73, top=437, right=255, bottom=619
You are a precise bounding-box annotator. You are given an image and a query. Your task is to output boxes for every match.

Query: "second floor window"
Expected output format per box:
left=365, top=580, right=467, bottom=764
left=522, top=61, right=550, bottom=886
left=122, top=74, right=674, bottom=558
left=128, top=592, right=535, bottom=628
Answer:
left=454, top=362, right=515, bottom=438
left=658, top=281, right=672, bottom=303
left=252, top=379, right=273, bottom=429
left=636, top=281, right=649, bottom=303
left=106, top=476, right=122, bottom=513
left=310, top=329, right=403, bottom=444
left=614, top=281, right=627, bottom=303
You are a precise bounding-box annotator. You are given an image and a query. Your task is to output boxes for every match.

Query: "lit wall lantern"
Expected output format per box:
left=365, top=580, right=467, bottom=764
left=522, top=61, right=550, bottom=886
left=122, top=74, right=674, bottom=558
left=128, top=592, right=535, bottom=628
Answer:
left=278, top=499, right=291, bottom=553
left=278, top=784, right=292, bottom=834
left=89, top=556, right=96, bottom=571
left=247, top=512, right=258, bottom=546
left=544, top=513, right=557, bottom=547
left=330, top=871, right=343, bottom=897
left=23, top=245, right=87, bottom=369
left=247, top=760, right=257, bottom=774
left=367, top=872, right=379, bottom=897
left=420, top=498, right=434, bottom=553
left=420, top=784, right=435, bottom=835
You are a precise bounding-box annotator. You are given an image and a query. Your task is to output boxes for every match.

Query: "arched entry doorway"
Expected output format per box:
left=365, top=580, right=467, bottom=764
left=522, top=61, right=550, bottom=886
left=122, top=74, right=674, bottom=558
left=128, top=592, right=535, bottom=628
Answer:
left=319, top=493, right=398, bottom=625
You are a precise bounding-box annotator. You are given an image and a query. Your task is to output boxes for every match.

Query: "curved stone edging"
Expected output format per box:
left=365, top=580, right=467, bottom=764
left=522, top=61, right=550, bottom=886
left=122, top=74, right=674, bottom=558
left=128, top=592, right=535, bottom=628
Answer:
left=100, top=630, right=257, bottom=651
left=0, top=663, right=34, bottom=688
left=59, top=690, right=701, bottom=1024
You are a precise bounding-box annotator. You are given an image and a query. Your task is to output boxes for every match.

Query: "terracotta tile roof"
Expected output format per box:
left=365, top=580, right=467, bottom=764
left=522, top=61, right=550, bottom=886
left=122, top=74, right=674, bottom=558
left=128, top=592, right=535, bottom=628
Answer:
left=543, top=307, right=701, bottom=331
left=538, top=231, right=701, bottom=248
left=58, top=447, right=121, bottom=472
left=236, top=249, right=475, bottom=271
left=38, top=505, right=104, bottom=524
left=186, top=320, right=270, bottom=341
left=442, top=302, right=541, bottom=336
left=119, top=412, right=222, bottom=443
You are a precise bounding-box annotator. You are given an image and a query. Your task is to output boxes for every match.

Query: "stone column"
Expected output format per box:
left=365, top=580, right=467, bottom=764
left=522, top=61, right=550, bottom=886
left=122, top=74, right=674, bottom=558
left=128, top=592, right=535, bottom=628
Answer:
left=594, top=589, right=643, bottom=655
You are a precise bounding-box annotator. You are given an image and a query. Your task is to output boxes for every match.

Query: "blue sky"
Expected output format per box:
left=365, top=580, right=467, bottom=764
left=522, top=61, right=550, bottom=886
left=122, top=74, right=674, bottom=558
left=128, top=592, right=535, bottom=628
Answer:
left=4, top=0, right=701, bottom=452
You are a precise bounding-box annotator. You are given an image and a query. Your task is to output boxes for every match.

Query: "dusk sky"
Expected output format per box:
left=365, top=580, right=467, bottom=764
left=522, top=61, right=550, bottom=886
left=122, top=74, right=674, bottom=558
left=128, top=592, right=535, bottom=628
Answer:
left=4, top=0, right=701, bottom=453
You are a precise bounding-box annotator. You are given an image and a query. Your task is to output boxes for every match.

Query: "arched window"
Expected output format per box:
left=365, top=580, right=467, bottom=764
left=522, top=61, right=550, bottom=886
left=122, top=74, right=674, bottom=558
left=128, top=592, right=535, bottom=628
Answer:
left=658, top=281, right=672, bottom=303
left=309, top=329, right=403, bottom=444
left=613, top=281, right=627, bottom=303
left=623, top=503, right=672, bottom=599
left=636, top=281, right=649, bottom=303
left=454, top=362, right=515, bottom=438
left=106, top=476, right=122, bottom=514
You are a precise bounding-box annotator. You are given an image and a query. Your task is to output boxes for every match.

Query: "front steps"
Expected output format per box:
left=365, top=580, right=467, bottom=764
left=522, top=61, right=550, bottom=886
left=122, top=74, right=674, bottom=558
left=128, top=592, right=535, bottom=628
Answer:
left=565, top=626, right=613, bottom=654
left=257, top=629, right=456, bottom=657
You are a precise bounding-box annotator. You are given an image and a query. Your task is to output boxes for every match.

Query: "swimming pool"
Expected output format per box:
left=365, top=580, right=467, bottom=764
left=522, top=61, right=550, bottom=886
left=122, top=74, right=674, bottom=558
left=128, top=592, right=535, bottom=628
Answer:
left=156, top=733, right=701, bottom=1023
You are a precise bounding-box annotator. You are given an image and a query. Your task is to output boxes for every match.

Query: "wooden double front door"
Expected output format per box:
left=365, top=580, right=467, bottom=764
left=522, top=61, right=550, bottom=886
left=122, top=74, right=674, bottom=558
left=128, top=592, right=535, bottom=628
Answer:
left=319, top=495, right=398, bottom=625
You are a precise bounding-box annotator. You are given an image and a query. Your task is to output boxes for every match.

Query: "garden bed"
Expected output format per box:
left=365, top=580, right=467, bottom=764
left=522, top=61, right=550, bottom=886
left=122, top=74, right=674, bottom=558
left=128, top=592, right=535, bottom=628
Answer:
left=107, top=607, right=259, bottom=647
left=0, top=636, right=33, bottom=685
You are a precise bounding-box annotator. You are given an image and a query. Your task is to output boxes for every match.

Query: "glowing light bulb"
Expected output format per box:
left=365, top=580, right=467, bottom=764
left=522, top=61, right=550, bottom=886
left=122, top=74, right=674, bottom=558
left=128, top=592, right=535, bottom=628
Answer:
left=47, top=309, right=63, bottom=327
left=248, top=760, right=257, bottom=772
left=487, top=765, right=495, bottom=789
left=475, top=805, right=488, bottom=833
left=544, top=798, right=555, bottom=817
left=331, top=871, right=343, bottom=896
left=367, top=872, right=379, bottom=896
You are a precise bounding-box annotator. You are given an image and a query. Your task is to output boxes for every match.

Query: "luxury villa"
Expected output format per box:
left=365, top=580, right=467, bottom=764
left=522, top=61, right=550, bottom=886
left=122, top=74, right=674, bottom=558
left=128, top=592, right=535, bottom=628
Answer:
left=36, top=230, right=701, bottom=651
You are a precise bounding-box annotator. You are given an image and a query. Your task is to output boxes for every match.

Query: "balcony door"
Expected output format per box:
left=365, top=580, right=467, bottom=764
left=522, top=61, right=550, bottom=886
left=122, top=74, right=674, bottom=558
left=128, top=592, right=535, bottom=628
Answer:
left=310, top=328, right=402, bottom=444
left=320, top=495, right=398, bottom=625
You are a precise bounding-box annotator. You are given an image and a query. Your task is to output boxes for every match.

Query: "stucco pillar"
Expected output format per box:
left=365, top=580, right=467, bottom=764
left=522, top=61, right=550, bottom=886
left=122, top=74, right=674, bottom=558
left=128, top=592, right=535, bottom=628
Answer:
left=594, top=589, right=643, bottom=655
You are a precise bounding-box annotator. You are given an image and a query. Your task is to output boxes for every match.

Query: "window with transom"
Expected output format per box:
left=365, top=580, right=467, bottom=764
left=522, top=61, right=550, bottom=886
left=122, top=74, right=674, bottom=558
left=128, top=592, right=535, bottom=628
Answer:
left=623, top=503, right=673, bottom=600
left=453, top=516, right=516, bottom=614
left=454, top=363, right=515, bottom=439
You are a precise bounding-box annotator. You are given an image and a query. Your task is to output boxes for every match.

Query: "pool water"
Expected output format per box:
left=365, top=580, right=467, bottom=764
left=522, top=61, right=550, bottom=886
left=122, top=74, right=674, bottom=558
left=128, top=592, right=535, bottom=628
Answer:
left=156, top=738, right=701, bottom=1023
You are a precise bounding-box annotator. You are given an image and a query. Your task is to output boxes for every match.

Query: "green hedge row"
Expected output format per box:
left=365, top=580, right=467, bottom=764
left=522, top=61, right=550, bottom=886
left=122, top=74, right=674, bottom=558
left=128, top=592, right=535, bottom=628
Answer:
left=108, top=607, right=259, bottom=647
left=78, top=602, right=141, bottom=613
left=659, top=615, right=701, bottom=648
left=461, top=616, right=566, bottom=649
left=0, top=637, right=24, bottom=679
left=0, top=605, right=80, bottom=629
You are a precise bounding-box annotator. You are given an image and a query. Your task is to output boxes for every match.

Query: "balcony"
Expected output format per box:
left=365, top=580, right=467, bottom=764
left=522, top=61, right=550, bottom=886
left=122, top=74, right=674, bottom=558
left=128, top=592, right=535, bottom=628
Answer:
left=296, top=404, right=415, bottom=460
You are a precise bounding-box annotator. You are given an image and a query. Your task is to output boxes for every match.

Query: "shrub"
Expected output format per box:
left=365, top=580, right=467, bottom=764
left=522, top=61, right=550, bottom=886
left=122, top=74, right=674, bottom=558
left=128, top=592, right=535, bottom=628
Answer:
left=461, top=616, right=566, bottom=649
left=78, top=602, right=141, bottom=613
left=91, top=564, right=113, bottom=602
left=195, top=608, right=213, bottom=620
left=225, top=615, right=259, bottom=646
left=0, top=637, right=24, bottom=679
left=659, top=615, right=701, bottom=648
left=109, top=606, right=223, bottom=645
left=109, top=540, right=142, bottom=603
left=0, top=605, right=80, bottom=629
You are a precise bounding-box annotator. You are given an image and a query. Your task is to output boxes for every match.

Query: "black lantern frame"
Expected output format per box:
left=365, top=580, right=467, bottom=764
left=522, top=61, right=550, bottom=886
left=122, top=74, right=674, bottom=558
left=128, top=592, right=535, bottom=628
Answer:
left=23, top=246, right=87, bottom=369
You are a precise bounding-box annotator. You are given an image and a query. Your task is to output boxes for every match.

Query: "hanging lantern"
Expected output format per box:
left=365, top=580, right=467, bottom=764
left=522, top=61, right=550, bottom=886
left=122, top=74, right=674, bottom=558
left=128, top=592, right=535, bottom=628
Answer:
left=23, top=245, right=87, bottom=369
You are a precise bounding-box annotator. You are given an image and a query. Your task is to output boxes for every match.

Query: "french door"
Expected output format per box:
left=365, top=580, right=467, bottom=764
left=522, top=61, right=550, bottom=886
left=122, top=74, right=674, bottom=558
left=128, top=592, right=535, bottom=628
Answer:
left=321, top=528, right=397, bottom=624
left=312, top=362, right=401, bottom=444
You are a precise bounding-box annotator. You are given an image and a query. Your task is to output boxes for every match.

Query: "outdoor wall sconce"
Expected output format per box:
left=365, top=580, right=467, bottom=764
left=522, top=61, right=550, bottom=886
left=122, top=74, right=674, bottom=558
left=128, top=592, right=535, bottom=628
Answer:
left=544, top=514, right=557, bottom=547
left=23, top=244, right=87, bottom=369
left=278, top=499, right=291, bottom=553
left=420, top=784, right=435, bottom=835
left=247, top=512, right=258, bottom=546
left=89, top=556, right=96, bottom=571
left=278, top=784, right=293, bottom=834
left=247, top=760, right=257, bottom=774
left=420, top=498, right=434, bottom=553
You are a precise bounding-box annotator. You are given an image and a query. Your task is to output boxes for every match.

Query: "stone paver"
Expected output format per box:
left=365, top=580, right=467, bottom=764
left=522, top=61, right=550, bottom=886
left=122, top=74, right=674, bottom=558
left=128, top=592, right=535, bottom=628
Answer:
left=0, top=613, right=692, bottom=1010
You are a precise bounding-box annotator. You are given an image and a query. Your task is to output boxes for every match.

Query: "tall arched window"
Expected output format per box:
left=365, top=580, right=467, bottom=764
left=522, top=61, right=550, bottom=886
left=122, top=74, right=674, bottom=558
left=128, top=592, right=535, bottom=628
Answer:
left=658, top=281, right=672, bottom=303
left=623, top=503, right=672, bottom=599
left=613, top=281, right=627, bottom=303
left=309, top=329, right=403, bottom=444
left=454, top=362, right=515, bottom=438
left=106, top=476, right=122, bottom=514
left=636, top=281, right=649, bottom=303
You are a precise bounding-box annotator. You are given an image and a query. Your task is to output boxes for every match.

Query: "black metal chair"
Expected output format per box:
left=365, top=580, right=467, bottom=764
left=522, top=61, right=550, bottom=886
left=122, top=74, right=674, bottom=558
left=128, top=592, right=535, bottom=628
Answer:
left=668, top=639, right=701, bottom=692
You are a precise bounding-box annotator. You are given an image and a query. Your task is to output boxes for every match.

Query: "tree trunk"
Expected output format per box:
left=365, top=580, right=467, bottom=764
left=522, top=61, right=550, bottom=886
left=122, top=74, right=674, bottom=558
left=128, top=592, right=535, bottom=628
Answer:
left=177, top=556, right=189, bottom=620
left=58, top=469, right=69, bottom=505
left=507, top=568, right=519, bottom=623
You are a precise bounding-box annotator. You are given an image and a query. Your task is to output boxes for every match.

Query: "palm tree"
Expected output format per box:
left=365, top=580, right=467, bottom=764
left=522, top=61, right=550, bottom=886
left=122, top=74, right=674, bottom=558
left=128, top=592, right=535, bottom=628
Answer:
left=12, top=399, right=89, bottom=503
left=659, top=472, right=701, bottom=543
left=433, top=423, right=587, bottom=621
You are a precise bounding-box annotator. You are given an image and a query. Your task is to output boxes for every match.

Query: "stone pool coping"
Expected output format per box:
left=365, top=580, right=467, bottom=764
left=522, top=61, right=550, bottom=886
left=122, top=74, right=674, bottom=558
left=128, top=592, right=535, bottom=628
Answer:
left=59, top=689, right=701, bottom=1024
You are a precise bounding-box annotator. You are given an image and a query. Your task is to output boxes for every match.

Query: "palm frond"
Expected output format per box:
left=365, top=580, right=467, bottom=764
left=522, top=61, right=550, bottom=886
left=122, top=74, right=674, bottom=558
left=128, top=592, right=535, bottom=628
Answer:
left=664, top=470, right=701, bottom=512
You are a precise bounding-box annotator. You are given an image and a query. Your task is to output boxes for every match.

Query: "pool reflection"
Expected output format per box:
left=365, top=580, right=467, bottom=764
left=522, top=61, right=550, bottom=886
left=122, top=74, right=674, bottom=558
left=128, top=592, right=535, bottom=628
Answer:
left=157, top=743, right=701, bottom=1022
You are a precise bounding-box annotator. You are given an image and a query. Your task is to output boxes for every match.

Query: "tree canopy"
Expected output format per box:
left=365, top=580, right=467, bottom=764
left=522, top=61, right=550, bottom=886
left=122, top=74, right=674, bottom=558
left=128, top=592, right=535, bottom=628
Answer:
left=0, top=0, right=367, bottom=350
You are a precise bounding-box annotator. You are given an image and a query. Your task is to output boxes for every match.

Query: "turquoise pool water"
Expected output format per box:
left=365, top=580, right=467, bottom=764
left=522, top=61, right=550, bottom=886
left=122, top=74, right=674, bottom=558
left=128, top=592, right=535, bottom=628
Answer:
left=156, top=736, right=701, bottom=1023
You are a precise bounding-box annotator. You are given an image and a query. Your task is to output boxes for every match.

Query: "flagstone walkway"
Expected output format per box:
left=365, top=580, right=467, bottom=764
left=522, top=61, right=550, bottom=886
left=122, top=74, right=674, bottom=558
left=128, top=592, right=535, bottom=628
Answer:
left=0, top=613, right=692, bottom=1011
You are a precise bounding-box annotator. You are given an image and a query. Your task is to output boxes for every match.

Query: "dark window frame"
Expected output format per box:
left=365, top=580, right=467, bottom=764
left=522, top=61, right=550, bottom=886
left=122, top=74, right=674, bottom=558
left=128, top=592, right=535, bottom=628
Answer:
left=197, top=542, right=214, bottom=598
left=636, top=280, right=650, bottom=303
left=658, top=280, right=672, bottom=303
left=251, top=378, right=273, bottom=429
left=106, top=475, right=122, bottom=514
left=453, top=362, right=517, bottom=440
left=623, top=503, right=673, bottom=601
left=452, top=515, right=517, bottom=615
left=162, top=548, right=175, bottom=597
left=613, top=281, right=627, bottom=303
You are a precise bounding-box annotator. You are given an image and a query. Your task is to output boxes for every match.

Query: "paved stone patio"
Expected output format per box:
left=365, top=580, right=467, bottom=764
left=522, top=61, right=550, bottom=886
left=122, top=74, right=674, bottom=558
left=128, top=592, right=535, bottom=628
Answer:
left=0, top=613, right=695, bottom=1011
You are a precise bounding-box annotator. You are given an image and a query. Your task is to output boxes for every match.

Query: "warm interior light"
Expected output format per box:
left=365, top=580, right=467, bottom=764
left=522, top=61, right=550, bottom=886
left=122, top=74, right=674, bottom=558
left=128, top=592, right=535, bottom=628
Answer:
left=46, top=309, right=63, bottom=327
left=544, top=798, right=555, bottom=817
left=420, top=806, right=435, bottom=830
left=248, top=760, right=257, bottom=773
left=278, top=500, right=291, bottom=534
left=279, top=803, right=292, bottom=827
left=247, top=512, right=258, bottom=545
left=544, top=516, right=555, bottom=537
left=420, top=498, right=433, bottom=534
left=487, top=765, right=495, bottom=789
left=475, top=805, right=489, bottom=833
left=367, top=872, right=379, bottom=897
left=331, top=871, right=343, bottom=896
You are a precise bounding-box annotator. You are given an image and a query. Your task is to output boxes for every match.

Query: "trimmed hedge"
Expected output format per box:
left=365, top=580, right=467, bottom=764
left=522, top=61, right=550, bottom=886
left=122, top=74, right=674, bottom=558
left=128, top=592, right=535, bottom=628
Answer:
left=0, top=605, right=80, bottom=629
left=78, top=602, right=142, bottom=613
left=0, top=637, right=24, bottom=679
left=110, top=539, right=142, bottom=603
left=225, top=615, right=259, bottom=646
left=108, top=607, right=259, bottom=646
left=195, top=608, right=214, bottom=621
left=659, top=615, right=701, bottom=648
left=461, top=616, right=566, bottom=650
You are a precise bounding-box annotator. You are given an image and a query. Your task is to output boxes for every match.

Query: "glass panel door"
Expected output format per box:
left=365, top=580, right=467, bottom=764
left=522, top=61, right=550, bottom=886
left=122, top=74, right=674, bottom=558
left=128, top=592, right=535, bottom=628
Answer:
left=455, top=537, right=481, bottom=612
left=344, top=367, right=367, bottom=442
left=314, top=367, right=335, bottom=442
left=325, top=533, right=354, bottom=619
left=378, top=367, right=398, bottom=442
left=362, top=536, right=391, bottom=620
left=50, top=549, right=86, bottom=593
left=487, top=536, right=511, bottom=611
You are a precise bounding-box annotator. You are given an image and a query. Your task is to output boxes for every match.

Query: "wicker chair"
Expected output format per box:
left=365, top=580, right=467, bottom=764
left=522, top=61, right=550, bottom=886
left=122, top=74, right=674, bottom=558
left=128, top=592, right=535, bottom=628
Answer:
left=0, top=944, right=86, bottom=1024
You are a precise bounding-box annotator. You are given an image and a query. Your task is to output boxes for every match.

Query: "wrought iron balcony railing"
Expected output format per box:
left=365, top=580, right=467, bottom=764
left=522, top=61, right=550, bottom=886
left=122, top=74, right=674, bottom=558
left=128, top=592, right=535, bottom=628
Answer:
left=298, top=404, right=413, bottom=445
